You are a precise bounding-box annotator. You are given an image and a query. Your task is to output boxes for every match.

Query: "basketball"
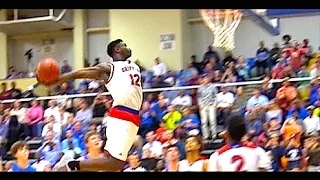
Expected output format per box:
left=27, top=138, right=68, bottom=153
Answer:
left=36, top=58, right=60, bottom=83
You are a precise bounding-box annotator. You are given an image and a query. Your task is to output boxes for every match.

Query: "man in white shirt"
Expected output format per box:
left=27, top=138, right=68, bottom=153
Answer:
left=216, top=86, right=235, bottom=127
left=310, top=60, right=320, bottom=78
left=142, top=131, right=163, bottom=159
left=41, top=115, right=62, bottom=140
left=304, top=106, right=320, bottom=135
left=44, top=100, right=59, bottom=123
left=152, top=57, right=168, bottom=77
left=123, top=152, right=147, bottom=172
left=171, top=90, right=192, bottom=108
left=57, top=105, right=70, bottom=126
left=10, top=100, right=28, bottom=124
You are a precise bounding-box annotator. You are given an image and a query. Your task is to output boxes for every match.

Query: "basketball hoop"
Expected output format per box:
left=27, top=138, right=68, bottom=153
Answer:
left=200, top=9, right=243, bottom=51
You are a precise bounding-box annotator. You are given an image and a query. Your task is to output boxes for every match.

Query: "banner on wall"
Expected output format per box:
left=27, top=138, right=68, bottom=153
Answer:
left=160, top=33, right=175, bottom=51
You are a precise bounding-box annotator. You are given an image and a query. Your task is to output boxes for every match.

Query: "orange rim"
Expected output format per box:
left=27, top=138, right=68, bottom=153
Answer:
left=200, top=9, right=242, bottom=18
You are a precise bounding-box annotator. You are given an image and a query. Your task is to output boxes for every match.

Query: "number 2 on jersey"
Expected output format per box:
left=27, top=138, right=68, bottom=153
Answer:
left=129, top=74, right=141, bottom=87
left=231, top=155, right=244, bottom=172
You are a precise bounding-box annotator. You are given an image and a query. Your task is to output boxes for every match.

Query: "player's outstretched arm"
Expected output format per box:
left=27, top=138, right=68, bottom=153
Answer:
left=57, top=66, right=108, bottom=84
left=38, top=63, right=111, bottom=86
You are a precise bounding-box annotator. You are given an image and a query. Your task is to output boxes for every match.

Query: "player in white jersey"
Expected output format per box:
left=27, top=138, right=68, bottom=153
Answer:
left=208, top=115, right=271, bottom=172
left=179, top=135, right=208, bottom=171
left=37, top=39, right=143, bottom=171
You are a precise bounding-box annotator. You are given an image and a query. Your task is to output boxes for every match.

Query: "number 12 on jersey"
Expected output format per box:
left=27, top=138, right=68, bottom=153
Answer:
left=129, top=74, right=141, bottom=87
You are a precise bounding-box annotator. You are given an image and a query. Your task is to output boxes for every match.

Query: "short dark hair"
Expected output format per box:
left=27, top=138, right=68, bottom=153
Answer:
left=226, top=115, right=246, bottom=142
left=107, top=39, right=123, bottom=57
left=282, top=34, right=291, bottom=41
left=167, top=144, right=179, bottom=152
left=10, top=141, right=28, bottom=157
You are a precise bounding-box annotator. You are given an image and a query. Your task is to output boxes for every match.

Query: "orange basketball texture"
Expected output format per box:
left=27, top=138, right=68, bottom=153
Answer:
left=37, top=58, right=60, bottom=83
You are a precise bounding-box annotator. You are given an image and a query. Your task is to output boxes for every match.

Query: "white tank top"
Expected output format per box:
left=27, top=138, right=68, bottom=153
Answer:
left=105, top=60, right=143, bottom=111
left=178, top=159, right=205, bottom=172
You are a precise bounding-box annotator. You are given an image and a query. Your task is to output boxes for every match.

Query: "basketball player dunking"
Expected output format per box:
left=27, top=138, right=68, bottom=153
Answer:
left=37, top=39, right=143, bottom=172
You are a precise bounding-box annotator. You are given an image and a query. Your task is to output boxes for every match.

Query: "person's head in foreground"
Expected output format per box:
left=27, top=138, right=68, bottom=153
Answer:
left=222, top=114, right=246, bottom=144
left=11, top=141, right=30, bottom=162
left=185, top=135, right=202, bottom=154
left=9, top=141, right=36, bottom=172
left=84, top=131, right=102, bottom=158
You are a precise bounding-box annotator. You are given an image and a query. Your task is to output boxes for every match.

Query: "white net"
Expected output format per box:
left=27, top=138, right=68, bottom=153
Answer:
left=199, top=9, right=243, bottom=51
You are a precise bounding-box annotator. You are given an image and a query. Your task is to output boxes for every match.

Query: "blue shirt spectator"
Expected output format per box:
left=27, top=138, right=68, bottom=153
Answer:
left=286, top=107, right=308, bottom=120
left=72, top=121, right=86, bottom=151
left=0, top=117, right=8, bottom=138
left=37, top=141, right=61, bottom=166
left=179, top=109, right=200, bottom=133
left=247, top=117, right=263, bottom=137
left=61, top=130, right=81, bottom=152
left=140, top=102, right=157, bottom=137
left=152, top=101, right=168, bottom=122
left=246, top=89, right=269, bottom=111
left=10, top=163, right=36, bottom=172
left=179, top=67, right=198, bottom=86
left=309, top=86, right=320, bottom=105
left=75, top=100, right=93, bottom=128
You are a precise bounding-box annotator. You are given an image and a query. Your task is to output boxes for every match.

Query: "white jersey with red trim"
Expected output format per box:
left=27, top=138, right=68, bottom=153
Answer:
left=103, top=60, right=143, bottom=162
left=105, top=60, right=143, bottom=111
left=208, top=143, right=271, bottom=172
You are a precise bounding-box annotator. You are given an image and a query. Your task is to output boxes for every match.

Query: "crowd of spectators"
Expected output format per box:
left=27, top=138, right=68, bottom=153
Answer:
left=0, top=33, right=320, bottom=172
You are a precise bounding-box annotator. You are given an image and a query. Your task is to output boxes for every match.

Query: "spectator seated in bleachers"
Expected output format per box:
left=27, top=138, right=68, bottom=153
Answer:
left=178, top=107, right=200, bottom=135
left=37, top=130, right=62, bottom=167
left=10, top=100, right=28, bottom=137
left=123, top=151, right=147, bottom=172
left=71, top=121, right=86, bottom=151
left=171, top=90, right=192, bottom=108
left=6, top=115, right=24, bottom=152
left=61, top=114, right=75, bottom=139
left=61, top=130, right=82, bottom=157
left=142, top=131, right=163, bottom=160
left=41, top=115, right=61, bottom=141
left=75, top=99, right=93, bottom=130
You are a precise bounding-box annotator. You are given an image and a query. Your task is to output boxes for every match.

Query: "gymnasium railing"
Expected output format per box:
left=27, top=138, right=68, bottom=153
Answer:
left=0, top=76, right=313, bottom=104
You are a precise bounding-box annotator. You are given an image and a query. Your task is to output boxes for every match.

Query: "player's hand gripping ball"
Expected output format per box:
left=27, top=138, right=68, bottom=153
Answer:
left=36, top=58, right=60, bottom=86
